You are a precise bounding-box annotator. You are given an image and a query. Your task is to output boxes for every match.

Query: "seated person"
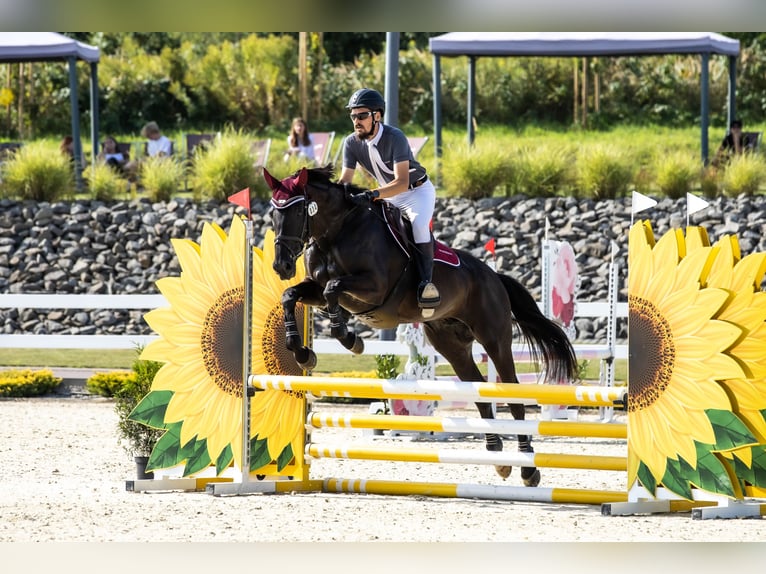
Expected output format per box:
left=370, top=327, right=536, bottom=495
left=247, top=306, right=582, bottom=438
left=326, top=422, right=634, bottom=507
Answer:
left=98, top=136, right=130, bottom=173
left=60, top=135, right=83, bottom=171
left=283, top=117, right=316, bottom=164
left=713, top=119, right=754, bottom=166
left=141, top=121, right=173, bottom=158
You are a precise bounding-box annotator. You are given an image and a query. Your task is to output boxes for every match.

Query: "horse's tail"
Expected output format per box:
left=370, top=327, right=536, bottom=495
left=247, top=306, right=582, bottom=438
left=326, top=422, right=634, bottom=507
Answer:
left=497, top=273, right=579, bottom=384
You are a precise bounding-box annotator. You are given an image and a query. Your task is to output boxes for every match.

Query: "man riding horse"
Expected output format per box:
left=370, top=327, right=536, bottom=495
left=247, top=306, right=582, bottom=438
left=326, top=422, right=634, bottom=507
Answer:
left=338, top=88, right=441, bottom=315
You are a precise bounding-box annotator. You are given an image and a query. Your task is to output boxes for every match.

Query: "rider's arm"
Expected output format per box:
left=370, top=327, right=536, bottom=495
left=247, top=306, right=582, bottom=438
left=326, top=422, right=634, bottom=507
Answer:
left=372, top=160, right=409, bottom=199
left=338, top=166, right=356, bottom=185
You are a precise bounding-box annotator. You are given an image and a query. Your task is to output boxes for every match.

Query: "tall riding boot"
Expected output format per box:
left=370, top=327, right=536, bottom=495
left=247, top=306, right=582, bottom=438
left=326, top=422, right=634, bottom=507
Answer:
left=415, top=241, right=440, bottom=311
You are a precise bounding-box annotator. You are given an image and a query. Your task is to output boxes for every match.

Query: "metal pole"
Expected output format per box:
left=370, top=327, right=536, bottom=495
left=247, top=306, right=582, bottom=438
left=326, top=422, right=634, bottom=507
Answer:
left=68, top=57, right=83, bottom=191
left=467, top=56, right=476, bottom=146
left=700, top=52, right=710, bottom=164
left=240, top=219, right=254, bottom=488
left=89, top=61, right=99, bottom=165
left=384, top=32, right=399, bottom=127
left=728, top=55, right=737, bottom=126
left=432, top=53, right=442, bottom=163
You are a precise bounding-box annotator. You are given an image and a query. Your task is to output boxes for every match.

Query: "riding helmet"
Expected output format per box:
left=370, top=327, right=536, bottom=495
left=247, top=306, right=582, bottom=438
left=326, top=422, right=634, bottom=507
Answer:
left=346, top=88, right=385, bottom=114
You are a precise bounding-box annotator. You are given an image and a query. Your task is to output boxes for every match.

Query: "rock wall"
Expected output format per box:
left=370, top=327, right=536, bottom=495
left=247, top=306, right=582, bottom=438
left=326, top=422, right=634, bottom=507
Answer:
left=1, top=194, right=763, bottom=343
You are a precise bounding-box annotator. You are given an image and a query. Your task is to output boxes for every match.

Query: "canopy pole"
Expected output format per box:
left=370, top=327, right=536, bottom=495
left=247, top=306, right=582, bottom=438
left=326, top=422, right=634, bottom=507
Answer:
left=467, top=56, right=476, bottom=146
left=68, top=56, right=83, bottom=192
left=384, top=32, right=399, bottom=127
left=700, top=52, right=710, bottom=165
left=433, top=54, right=442, bottom=162
left=727, top=55, right=737, bottom=127
left=89, top=61, right=99, bottom=165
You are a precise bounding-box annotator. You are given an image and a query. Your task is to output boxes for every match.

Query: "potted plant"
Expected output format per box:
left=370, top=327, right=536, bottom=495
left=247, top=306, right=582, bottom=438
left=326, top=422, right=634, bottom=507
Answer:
left=114, top=349, right=165, bottom=479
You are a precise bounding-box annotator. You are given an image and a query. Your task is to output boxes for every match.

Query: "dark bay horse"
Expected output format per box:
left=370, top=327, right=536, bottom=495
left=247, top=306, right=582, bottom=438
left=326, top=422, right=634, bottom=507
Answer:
left=263, top=165, right=578, bottom=485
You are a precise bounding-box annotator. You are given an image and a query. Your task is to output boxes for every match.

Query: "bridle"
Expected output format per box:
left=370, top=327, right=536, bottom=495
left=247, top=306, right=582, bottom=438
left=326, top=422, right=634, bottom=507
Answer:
left=271, top=191, right=310, bottom=264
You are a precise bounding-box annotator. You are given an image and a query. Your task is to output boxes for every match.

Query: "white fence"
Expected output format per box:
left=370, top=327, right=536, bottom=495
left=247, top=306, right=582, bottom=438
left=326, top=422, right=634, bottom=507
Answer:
left=0, top=293, right=627, bottom=360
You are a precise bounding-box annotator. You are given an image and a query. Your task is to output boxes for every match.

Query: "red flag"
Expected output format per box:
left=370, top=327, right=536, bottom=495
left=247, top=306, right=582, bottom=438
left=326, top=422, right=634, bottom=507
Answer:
left=484, top=237, right=496, bottom=255
left=228, top=187, right=251, bottom=219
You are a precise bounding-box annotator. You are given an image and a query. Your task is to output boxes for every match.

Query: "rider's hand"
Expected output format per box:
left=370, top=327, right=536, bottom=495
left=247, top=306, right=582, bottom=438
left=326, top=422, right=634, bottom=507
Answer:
left=349, top=189, right=379, bottom=205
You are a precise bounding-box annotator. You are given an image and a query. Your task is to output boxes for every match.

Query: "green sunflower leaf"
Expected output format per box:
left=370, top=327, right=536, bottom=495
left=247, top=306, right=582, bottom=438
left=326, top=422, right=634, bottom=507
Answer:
left=128, top=390, right=173, bottom=429
left=695, top=449, right=736, bottom=498
left=216, top=445, right=234, bottom=476
left=183, top=437, right=212, bottom=476
left=249, top=436, right=271, bottom=472
left=637, top=461, right=657, bottom=495
left=276, top=442, right=294, bottom=471
left=730, top=446, right=766, bottom=487
left=146, top=422, right=185, bottom=471
left=706, top=409, right=757, bottom=450
left=661, top=457, right=694, bottom=500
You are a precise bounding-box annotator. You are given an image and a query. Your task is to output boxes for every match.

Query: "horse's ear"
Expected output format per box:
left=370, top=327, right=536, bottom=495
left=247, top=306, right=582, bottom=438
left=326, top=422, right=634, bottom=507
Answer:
left=262, top=167, right=279, bottom=192
left=297, top=167, right=308, bottom=186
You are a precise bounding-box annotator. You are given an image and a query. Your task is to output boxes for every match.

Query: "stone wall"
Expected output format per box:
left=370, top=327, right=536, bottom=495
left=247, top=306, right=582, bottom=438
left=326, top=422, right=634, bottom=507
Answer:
left=1, top=194, right=763, bottom=343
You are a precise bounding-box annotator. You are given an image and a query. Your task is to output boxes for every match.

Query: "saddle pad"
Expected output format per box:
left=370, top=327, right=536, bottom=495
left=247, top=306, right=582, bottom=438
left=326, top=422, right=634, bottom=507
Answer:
left=381, top=203, right=460, bottom=267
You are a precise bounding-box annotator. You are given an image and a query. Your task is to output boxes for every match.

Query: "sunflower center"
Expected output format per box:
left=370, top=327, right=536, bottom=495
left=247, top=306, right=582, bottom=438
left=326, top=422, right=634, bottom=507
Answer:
left=201, top=286, right=244, bottom=397
left=628, top=294, right=675, bottom=412
left=263, top=302, right=306, bottom=378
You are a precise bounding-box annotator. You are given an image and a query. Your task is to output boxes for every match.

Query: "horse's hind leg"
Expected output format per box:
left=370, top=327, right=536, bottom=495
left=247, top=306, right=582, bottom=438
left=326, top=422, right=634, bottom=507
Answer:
left=423, top=320, right=511, bottom=480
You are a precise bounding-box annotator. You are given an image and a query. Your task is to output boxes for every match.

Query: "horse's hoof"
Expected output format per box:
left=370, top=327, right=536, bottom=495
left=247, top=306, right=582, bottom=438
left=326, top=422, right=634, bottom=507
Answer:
left=495, top=465, right=512, bottom=479
left=421, top=308, right=434, bottom=319
left=297, top=348, right=317, bottom=371
left=350, top=336, right=364, bottom=355
left=522, top=468, right=541, bottom=487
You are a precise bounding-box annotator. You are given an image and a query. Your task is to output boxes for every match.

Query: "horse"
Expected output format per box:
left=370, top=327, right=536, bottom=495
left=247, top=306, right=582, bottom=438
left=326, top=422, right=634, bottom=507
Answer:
left=263, top=165, right=578, bottom=485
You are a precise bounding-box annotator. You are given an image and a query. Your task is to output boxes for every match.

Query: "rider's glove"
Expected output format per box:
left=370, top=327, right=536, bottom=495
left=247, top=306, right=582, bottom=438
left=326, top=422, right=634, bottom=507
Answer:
left=349, top=189, right=380, bottom=205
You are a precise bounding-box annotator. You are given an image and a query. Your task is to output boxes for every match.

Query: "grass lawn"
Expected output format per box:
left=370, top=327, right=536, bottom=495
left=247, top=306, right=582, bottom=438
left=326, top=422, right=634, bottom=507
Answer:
left=0, top=347, right=627, bottom=383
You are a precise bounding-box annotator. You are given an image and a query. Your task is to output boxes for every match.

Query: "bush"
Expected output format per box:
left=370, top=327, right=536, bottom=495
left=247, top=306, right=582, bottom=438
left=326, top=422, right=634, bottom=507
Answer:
left=0, top=140, right=73, bottom=201
left=190, top=129, right=262, bottom=201
left=721, top=154, right=766, bottom=196
left=440, top=141, right=514, bottom=199
left=654, top=151, right=699, bottom=199
left=115, top=352, right=165, bottom=456
left=0, top=369, right=61, bottom=397
left=139, top=155, right=185, bottom=202
left=514, top=144, right=576, bottom=196
left=86, top=371, right=134, bottom=397
left=576, top=144, right=634, bottom=199
left=84, top=162, right=127, bottom=201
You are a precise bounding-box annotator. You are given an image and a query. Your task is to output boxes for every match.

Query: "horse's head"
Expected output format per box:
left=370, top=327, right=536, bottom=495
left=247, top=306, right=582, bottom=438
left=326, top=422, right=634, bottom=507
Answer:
left=264, top=167, right=309, bottom=280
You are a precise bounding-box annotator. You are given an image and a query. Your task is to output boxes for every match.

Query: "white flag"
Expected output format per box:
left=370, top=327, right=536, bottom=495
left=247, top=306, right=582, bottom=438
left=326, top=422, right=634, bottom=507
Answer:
left=631, top=190, right=657, bottom=214
left=687, top=193, right=710, bottom=216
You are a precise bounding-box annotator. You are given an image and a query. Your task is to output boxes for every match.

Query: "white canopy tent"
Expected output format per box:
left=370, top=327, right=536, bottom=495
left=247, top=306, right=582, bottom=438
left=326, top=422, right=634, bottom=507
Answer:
left=429, top=32, right=741, bottom=163
left=0, top=32, right=101, bottom=189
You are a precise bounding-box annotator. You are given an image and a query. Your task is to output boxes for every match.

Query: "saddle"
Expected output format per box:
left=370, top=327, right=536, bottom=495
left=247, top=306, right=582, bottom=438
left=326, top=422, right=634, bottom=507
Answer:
left=379, top=201, right=460, bottom=267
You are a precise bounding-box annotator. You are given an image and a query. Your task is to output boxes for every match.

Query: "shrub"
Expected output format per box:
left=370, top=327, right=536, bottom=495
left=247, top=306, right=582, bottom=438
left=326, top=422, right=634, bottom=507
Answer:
left=139, top=155, right=185, bottom=202
left=440, top=141, right=514, bottom=199
left=86, top=371, right=134, bottom=397
left=721, top=154, right=766, bottom=196
left=190, top=129, right=262, bottom=201
left=0, top=140, right=73, bottom=201
left=654, top=151, right=700, bottom=199
left=576, top=144, right=634, bottom=199
left=514, top=144, right=576, bottom=196
left=84, top=162, right=126, bottom=201
left=0, top=369, right=61, bottom=397
left=115, top=351, right=165, bottom=456
left=700, top=165, right=721, bottom=198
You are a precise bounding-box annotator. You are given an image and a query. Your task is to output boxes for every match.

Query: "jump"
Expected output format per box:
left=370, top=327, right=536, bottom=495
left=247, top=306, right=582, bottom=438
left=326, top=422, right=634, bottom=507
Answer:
left=263, top=165, right=578, bottom=486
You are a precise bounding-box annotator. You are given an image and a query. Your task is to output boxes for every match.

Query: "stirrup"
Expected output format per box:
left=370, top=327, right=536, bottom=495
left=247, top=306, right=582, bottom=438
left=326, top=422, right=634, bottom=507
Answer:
left=418, top=281, right=440, bottom=309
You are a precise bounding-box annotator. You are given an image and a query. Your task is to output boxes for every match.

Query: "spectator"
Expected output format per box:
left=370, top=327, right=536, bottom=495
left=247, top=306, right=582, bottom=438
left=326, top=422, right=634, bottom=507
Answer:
left=141, top=121, right=173, bottom=158
left=283, top=117, right=316, bottom=164
left=98, top=136, right=131, bottom=175
left=713, top=119, right=754, bottom=167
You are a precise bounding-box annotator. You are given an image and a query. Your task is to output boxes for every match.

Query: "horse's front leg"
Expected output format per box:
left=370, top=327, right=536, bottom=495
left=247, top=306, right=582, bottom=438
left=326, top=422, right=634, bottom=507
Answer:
left=281, top=280, right=326, bottom=370
left=323, top=278, right=364, bottom=354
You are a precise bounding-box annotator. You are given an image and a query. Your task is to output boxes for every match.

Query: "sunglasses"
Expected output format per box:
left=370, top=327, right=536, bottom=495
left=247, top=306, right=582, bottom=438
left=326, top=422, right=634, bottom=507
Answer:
left=350, top=111, right=373, bottom=121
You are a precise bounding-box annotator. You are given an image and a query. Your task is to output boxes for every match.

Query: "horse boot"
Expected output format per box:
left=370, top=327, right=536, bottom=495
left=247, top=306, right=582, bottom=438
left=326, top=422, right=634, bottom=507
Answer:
left=414, top=240, right=440, bottom=318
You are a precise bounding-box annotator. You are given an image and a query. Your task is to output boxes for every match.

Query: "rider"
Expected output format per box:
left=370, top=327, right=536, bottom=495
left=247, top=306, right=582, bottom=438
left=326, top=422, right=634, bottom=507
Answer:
left=338, top=87, right=440, bottom=311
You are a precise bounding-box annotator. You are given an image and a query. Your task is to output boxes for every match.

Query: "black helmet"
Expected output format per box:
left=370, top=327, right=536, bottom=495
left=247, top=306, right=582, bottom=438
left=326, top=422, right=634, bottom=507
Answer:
left=346, top=88, right=385, bottom=114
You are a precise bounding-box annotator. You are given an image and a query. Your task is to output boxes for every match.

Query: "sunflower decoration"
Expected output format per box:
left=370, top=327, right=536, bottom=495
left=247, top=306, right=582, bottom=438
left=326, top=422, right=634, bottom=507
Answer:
left=627, top=220, right=764, bottom=500
left=130, top=216, right=308, bottom=477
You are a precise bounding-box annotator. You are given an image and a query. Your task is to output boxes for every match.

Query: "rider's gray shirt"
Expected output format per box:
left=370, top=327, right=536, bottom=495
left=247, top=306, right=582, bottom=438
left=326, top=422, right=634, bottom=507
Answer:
left=342, top=123, right=427, bottom=187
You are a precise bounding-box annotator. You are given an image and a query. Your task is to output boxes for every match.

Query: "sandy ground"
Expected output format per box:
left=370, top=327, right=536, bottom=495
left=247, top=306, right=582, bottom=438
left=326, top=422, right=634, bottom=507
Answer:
left=2, top=395, right=766, bottom=550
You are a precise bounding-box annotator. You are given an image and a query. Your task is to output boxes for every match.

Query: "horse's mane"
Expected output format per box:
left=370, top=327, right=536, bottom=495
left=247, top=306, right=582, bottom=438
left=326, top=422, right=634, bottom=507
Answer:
left=305, top=164, right=366, bottom=194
